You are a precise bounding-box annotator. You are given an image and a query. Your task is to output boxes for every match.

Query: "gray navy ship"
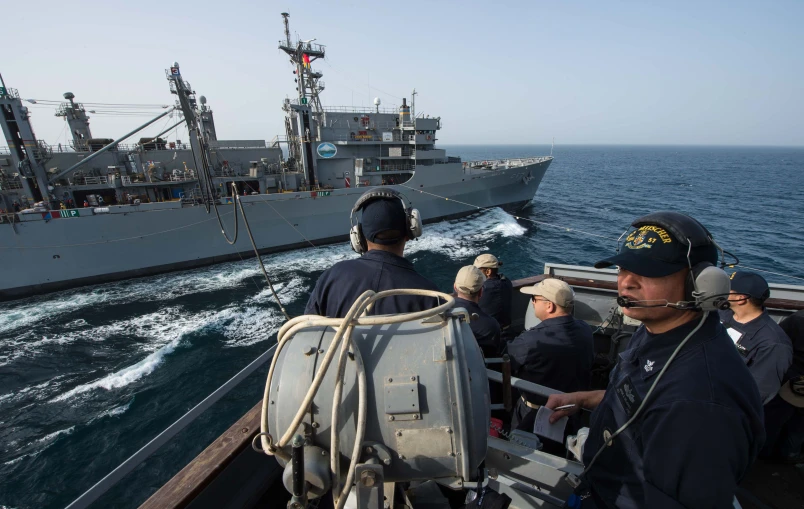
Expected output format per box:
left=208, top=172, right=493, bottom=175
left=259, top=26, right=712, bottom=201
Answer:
left=0, top=13, right=553, bottom=301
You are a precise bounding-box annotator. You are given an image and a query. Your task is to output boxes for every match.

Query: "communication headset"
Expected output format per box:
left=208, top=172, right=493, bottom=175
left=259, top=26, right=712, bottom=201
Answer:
left=615, top=211, right=731, bottom=312
left=349, top=187, right=422, bottom=255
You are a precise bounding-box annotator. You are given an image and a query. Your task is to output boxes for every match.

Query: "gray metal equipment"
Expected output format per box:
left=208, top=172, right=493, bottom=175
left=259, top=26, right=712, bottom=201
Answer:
left=266, top=307, right=490, bottom=509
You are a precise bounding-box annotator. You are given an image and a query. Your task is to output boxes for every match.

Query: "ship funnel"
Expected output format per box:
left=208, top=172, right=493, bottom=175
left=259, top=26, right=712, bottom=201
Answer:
left=399, top=98, right=410, bottom=125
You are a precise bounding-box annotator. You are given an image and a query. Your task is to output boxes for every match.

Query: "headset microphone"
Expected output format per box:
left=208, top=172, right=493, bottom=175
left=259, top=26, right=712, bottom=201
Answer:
left=616, top=296, right=716, bottom=311
left=616, top=296, right=634, bottom=308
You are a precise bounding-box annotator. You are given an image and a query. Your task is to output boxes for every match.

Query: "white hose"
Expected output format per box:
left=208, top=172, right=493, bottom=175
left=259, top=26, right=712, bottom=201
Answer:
left=260, top=288, right=455, bottom=507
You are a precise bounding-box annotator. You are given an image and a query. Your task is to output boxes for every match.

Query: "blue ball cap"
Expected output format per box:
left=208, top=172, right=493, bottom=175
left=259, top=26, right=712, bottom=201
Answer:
left=360, top=198, right=407, bottom=245
left=729, top=271, right=770, bottom=301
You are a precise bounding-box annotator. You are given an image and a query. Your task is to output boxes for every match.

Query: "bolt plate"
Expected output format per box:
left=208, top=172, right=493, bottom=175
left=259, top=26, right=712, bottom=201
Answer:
left=384, top=377, right=419, bottom=416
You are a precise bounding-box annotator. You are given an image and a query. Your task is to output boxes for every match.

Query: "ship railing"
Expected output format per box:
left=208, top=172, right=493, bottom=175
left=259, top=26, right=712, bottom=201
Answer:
left=385, top=148, right=415, bottom=157
left=466, top=156, right=553, bottom=169
left=278, top=40, right=326, bottom=55
left=33, top=140, right=53, bottom=162
left=121, top=175, right=132, bottom=185
left=213, top=168, right=236, bottom=177
left=321, top=133, right=416, bottom=142
left=118, top=142, right=192, bottom=151
left=270, top=135, right=291, bottom=147
left=171, top=171, right=196, bottom=181
left=368, top=164, right=415, bottom=172
left=319, top=105, right=400, bottom=115
left=75, top=175, right=110, bottom=186
left=0, top=178, right=23, bottom=190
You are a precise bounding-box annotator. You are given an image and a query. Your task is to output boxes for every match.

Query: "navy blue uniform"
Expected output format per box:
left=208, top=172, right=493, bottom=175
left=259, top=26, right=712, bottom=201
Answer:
left=304, top=250, right=439, bottom=318
left=478, top=274, right=513, bottom=328
left=507, top=315, right=594, bottom=433
left=719, top=309, right=793, bottom=404
left=583, top=313, right=764, bottom=509
left=761, top=310, right=804, bottom=460
left=454, top=297, right=502, bottom=358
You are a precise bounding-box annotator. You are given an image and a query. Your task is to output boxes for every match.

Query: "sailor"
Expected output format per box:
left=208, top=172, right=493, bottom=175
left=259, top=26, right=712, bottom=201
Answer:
left=506, top=278, right=594, bottom=440
left=474, top=254, right=513, bottom=330
left=452, top=265, right=501, bottom=357
left=761, top=310, right=804, bottom=463
left=719, top=271, right=793, bottom=404
left=305, top=188, right=438, bottom=318
left=546, top=212, right=764, bottom=509
left=12, top=201, right=20, bottom=212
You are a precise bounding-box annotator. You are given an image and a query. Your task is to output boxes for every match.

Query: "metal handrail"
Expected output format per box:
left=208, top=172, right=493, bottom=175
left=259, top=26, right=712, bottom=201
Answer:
left=318, top=105, right=400, bottom=114
left=64, top=344, right=279, bottom=509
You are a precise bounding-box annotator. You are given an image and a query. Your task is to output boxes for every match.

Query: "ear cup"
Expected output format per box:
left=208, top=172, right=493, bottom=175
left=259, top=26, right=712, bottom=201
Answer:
left=408, top=208, right=423, bottom=239
left=688, top=262, right=731, bottom=311
left=350, top=224, right=367, bottom=254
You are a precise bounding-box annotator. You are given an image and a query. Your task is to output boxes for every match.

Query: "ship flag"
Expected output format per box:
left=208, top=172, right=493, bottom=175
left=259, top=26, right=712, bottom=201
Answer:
left=303, top=54, right=311, bottom=68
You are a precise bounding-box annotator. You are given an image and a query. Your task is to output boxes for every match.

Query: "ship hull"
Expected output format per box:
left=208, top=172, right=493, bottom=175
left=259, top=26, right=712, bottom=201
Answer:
left=0, top=160, right=550, bottom=300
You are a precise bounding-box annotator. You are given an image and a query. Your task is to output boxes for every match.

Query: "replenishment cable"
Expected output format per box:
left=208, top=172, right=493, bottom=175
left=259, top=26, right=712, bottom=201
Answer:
left=397, top=184, right=804, bottom=283
left=236, top=192, right=290, bottom=320
left=397, top=184, right=614, bottom=241
left=727, top=264, right=804, bottom=283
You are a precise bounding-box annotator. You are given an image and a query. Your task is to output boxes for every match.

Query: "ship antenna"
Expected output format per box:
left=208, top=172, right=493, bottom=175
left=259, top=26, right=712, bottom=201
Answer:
left=281, top=12, right=292, bottom=48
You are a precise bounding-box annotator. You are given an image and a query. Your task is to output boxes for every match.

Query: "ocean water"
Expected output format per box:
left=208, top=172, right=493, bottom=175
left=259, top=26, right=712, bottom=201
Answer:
left=0, top=145, right=802, bottom=509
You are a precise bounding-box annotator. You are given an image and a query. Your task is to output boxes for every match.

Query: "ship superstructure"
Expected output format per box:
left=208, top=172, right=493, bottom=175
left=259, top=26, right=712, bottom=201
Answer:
left=0, top=13, right=553, bottom=300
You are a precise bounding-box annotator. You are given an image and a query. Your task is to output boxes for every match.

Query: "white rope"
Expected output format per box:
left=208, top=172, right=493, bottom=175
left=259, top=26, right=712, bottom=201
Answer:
left=260, top=289, right=455, bottom=509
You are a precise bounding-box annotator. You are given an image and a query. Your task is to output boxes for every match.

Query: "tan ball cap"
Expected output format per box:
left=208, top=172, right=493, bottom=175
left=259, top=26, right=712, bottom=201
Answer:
left=520, top=278, right=575, bottom=307
left=454, top=265, right=487, bottom=294
left=473, top=254, right=502, bottom=269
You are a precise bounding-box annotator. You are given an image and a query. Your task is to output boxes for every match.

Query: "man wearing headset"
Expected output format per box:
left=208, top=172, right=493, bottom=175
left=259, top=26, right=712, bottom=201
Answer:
left=305, top=188, right=439, bottom=318
left=719, top=271, right=793, bottom=404
left=545, top=212, right=764, bottom=509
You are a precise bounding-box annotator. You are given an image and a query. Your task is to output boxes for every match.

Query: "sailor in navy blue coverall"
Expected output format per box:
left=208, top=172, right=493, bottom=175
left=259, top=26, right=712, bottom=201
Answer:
left=546, top=217, right=764, bottom=509
left=305, top=193, right=438, bottom=318
left=474, top=254, right=513, bottom=329
left=452, top=265, right=502, bottom=358
left=507, top=278, right=594, bottom=440
left=719, top=271, right=792, bottom=404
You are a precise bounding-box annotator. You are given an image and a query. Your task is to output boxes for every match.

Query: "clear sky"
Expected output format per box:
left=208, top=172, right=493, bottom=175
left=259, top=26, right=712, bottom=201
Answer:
left=3, top=0, right=802, bottom=146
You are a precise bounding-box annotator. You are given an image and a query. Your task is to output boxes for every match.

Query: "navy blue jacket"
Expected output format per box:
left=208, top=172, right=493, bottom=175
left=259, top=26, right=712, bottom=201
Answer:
left=304, top=250, right=439, bottom=318
left=779, top=310, right=804, bottom=379
left=478, top=274, right=513, bottom=328
left=719, top=309, right=793, bottom=404
left=583, top=313, right=764, bottom=509
left=454, top=297, right=502, bottom=358
left=506, top=315, right=594, bottom=399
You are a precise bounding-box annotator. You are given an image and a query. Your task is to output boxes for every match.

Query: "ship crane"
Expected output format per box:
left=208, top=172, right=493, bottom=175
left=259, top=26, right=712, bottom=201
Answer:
left=165, top=62, right=218, bottom=209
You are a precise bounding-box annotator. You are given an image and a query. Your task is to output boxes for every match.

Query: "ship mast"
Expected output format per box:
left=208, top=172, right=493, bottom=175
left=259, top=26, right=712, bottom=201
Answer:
left=278, top=12, right=326, bottom=114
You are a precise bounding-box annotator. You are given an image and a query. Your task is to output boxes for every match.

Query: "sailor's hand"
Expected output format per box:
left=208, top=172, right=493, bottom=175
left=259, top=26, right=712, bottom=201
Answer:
left=545, top=393, right=582, bottom=423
